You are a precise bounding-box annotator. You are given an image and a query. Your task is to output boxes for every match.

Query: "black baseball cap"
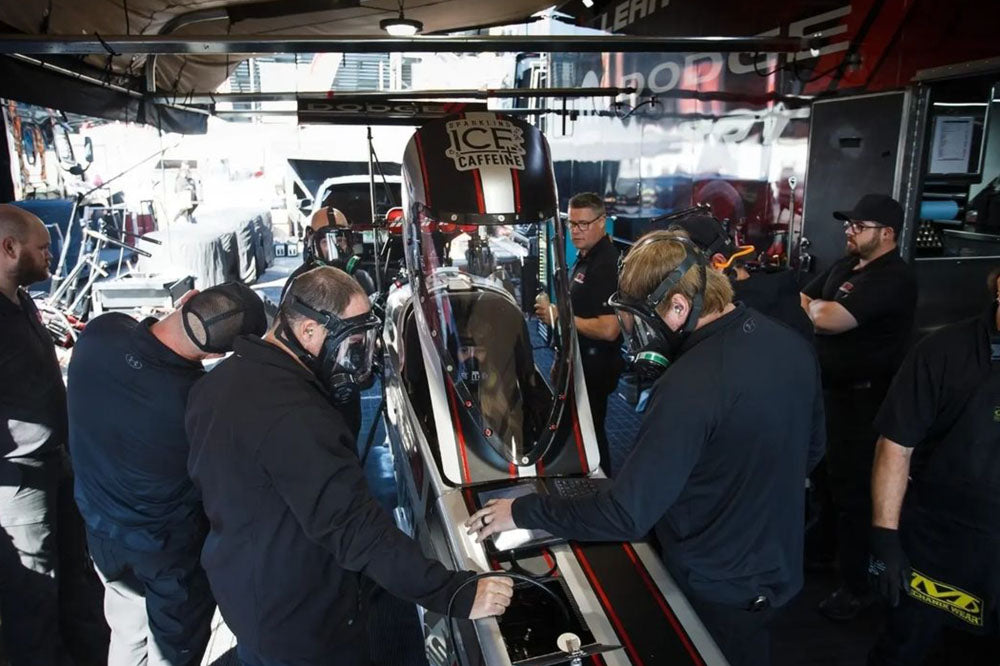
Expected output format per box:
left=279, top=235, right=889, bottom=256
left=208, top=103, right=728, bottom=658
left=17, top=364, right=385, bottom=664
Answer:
left=666, top=213, right=735, bottom=258
left=181, top=282, right=267, bottom=353
left=833, top=194, right=904, bottom=234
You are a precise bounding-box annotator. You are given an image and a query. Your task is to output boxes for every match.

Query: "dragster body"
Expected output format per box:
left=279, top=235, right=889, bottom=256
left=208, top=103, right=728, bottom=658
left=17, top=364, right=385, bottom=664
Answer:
left=380, top=112, right=728, bottom=666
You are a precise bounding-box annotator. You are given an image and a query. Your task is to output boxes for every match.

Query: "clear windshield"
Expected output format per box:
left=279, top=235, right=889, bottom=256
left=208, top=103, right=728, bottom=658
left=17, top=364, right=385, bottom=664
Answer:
left=405, top=213, right=575, bottom=466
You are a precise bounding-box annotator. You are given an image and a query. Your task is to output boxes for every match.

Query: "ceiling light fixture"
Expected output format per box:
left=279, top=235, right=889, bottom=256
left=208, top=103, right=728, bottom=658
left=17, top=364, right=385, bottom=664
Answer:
left=582, top=0, right=595, bottom=7
left=381, top=2, right=423, bottom=37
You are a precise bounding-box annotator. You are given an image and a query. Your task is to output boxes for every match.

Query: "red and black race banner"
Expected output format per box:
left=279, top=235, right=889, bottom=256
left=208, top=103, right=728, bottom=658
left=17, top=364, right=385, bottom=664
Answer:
left=558, top=0, right=1000, bottom=98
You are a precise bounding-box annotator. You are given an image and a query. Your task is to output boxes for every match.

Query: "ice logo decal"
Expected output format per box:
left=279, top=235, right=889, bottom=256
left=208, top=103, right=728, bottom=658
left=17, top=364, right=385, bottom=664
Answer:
left=445, top=117, right=526, bottom=171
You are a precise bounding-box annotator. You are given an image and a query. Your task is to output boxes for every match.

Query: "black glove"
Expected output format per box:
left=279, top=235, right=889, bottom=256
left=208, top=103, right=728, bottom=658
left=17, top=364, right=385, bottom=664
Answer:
left=868, top=526, right=911, bottom=607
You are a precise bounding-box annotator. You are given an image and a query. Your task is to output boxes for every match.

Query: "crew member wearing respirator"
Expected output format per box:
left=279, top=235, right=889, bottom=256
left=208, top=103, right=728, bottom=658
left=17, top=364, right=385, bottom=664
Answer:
left=627, top=211, right=815, bottom=411
left=186, top=267, right=513, bottom=666
left=468, top=232, right=825, bottom=666
left=283, top=207, right=377, bottom=438
left=285, top=207, right=376, bottom=298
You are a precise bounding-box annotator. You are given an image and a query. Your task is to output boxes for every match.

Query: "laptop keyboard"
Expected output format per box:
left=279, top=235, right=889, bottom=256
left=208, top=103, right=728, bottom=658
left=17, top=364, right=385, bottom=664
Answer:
left=548, top=477, right=600, bottom=499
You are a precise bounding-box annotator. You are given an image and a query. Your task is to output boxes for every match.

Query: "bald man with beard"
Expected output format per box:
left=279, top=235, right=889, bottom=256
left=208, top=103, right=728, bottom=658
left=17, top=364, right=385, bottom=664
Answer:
left=0, top=203, right=73, bottom=664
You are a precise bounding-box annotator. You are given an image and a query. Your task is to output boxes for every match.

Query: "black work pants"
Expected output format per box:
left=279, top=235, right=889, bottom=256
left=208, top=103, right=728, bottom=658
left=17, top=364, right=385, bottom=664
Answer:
left=685, top=592, right=777, bottom=666
left=57, top=472, right=110, bottom=666
left=824, top=384, right=884, bottom=594
left=868, top=592, right=998, bottom=666
left=804, top=457, right=838, bottom=565
left=236, top=638, right=371, bottom=666
left=87, top=529, right=214, bottom=666
left=0, top=459, right=70, bottom=666
left=582, top=352, right=622, bottom=477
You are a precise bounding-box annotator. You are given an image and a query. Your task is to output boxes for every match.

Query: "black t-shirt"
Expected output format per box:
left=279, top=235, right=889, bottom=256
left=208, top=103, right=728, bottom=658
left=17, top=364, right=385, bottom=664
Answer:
left=569, top=234, right=621, bottom=355
left=0, top=289, right=66, bottom=464
left=68, top=313, right=206, bottom=552
left=513, top=305, right=826, bottom=608
left=875, top=306, right=996, bottom=481
left=733, top=268, right=813, bottom=342
left=803, top=251, right=917, bottom=387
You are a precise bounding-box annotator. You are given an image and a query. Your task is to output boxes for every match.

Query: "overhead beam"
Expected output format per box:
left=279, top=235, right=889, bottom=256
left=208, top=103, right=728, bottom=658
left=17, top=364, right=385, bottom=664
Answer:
left=213, top=109, right=598, bottom=118
left=0, top=34, right=817, bottom=56
left=154, top=87, right=813, bottom=108
left=152, top=86, right=637, bottom=105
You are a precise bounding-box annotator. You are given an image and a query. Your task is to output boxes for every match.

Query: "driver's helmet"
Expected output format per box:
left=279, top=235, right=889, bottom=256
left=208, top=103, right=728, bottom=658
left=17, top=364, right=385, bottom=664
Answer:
left=307, top=207, right=352, bottom=264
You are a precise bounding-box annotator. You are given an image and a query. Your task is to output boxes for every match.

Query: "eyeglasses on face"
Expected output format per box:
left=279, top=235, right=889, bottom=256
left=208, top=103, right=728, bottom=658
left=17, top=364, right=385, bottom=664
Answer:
left=568, top=213, right=606, bottom=231
left=843, top=220, right=886, bottom=234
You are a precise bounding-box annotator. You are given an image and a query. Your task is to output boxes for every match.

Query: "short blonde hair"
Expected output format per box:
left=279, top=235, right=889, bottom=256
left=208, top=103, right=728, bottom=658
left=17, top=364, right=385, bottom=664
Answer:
left=619, top=230, right=733, bottom=317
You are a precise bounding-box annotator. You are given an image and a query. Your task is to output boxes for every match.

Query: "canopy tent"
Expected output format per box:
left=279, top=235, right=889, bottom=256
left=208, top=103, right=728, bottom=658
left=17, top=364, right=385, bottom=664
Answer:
left=0, top=0, right=554, bottom=127
left=0, top=1, right=820, bottom=134
left=0, top=54, right=209, bottom=133
left=0, top=1, right=554, bottom=133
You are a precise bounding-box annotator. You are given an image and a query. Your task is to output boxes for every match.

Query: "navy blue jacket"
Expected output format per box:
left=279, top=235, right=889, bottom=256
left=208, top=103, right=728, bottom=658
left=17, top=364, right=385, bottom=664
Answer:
left=68, top=314, right=206, bottom=552
left=514, top=305, right=825, bottom=608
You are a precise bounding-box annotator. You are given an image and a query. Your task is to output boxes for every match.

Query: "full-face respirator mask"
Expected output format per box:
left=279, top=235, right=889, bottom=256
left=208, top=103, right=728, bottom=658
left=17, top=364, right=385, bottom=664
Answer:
left=608, top=235, right=709, bottom=390
left=276, top=294, right=380, bottom=406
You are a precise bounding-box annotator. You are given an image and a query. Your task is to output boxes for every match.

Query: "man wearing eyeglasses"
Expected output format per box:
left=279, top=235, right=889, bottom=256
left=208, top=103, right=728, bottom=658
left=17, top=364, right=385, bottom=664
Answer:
left=800, top=193, right=917, bottom=621
left=534, top=192, right=623, bottom=475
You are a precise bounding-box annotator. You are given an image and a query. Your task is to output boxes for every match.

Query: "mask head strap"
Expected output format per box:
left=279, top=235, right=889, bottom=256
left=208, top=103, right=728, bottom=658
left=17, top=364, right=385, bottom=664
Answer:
left=288, top=296, right=378, bottom=341
left=276, top=295, right=378, bottom=361
left=626, top=235, right=707, bottom=336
